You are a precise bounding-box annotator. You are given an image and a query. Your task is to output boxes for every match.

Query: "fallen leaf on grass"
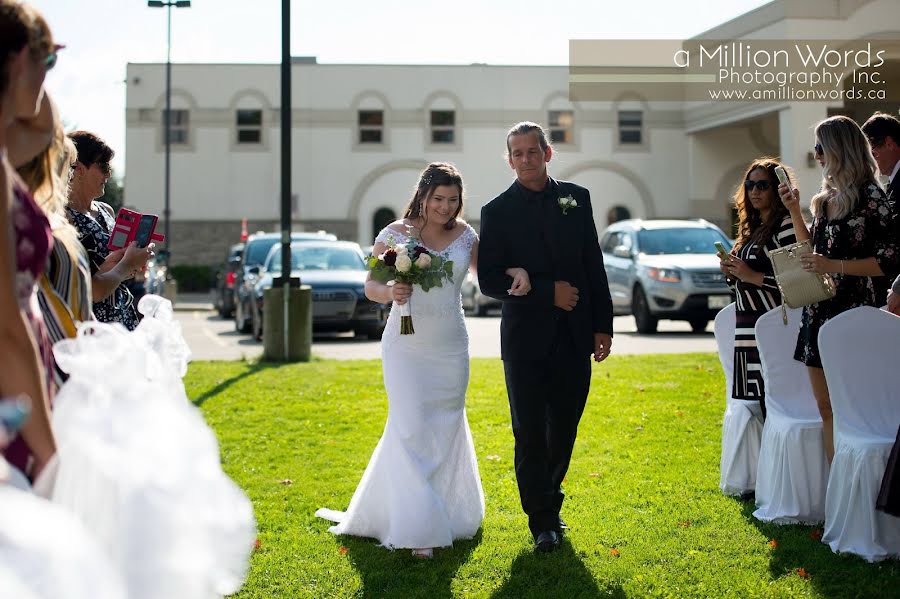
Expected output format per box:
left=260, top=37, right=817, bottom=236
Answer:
left=254, top=539, right=262, bottom=550
left=279, top=479, right=293, bottom=486
left=768, top=539, right=778, bottom=548
left=486, top=455, right=501, bottom=461
left=635, top=426, right=644, bottom=432
left=339, top=546, right=348, bottom=555
left=610, top=548, right=620, bottom=557
left=797, top=567, right=810, bottom=579
left=678, top=521, right=692, bottom=528
left=810, top=528, right=823, bottom=540
left=589, top=472, right=600, bottom=478
left=676, top=410, right=684, bottom=417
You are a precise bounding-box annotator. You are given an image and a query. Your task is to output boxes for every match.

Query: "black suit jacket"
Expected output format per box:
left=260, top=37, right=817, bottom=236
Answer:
left=478, top=178, right=613, bottom=361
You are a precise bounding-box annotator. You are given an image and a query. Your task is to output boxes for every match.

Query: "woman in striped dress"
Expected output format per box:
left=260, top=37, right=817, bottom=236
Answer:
left=719, top=158, right=797, bottom=418
left=18, top=121, right=94, bottom=389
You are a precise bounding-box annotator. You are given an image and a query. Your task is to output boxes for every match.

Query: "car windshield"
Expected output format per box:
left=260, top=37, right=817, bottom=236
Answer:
left=637, top=228, right=729, bottom=255
left=266, top=246, right=364, bottom=272
left=245, top=239, right=279, bottom=266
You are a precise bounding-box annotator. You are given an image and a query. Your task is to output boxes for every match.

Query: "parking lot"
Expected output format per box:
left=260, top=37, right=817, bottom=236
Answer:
left=175, top=293, right=718, bottom=361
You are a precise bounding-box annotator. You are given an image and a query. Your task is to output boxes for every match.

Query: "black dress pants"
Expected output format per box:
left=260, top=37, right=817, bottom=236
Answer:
left=503, top=322, right=591, bottom=539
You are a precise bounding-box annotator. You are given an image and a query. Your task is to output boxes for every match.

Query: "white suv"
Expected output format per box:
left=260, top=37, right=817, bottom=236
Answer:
left=599, top=219, right=733, bottom=334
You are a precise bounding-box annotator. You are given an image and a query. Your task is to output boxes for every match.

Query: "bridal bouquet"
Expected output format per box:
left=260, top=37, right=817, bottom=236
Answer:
left=367, top=232, right=454, bottom=334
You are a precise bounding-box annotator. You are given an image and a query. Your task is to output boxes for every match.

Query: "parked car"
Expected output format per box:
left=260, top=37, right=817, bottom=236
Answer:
left=461, top=271, right=501, bottom=316
left=214, top=243, right=244, bottom=317
left=599, top=219, right=733, bottom=334
left=249, top=241, right=388, bottom=341
left=233, top=231, right=337, bottom=333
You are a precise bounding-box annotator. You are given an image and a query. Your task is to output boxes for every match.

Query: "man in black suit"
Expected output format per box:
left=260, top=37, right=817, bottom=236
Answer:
left=861, top=112, right=900, bottom=313
left=478, top=122, right=613, bottom=553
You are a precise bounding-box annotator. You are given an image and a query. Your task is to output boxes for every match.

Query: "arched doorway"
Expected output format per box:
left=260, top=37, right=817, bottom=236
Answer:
left=372, top=207, right=396, bottom=238
left=606, top=205, right=631, bottom=225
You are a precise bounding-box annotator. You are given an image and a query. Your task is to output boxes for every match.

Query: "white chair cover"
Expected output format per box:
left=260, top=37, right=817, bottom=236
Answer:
left=753, top=306, right=828, bottom=524
left=715, top=303, right=763, bottom=496
left=819, top=306, right=900, bottom=561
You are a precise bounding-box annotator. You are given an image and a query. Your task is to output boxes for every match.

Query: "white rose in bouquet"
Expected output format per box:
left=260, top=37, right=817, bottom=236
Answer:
left=395, top=254, right=413, bottom=272
left=415, top=253, right=432, bottom=268
left=396, top=246, right=409, bottom=255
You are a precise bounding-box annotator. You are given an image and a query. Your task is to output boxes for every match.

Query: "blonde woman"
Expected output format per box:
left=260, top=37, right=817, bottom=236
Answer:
left=17, top=119, right=93, bottom=388
left=778, top=115, right=899, bottom=462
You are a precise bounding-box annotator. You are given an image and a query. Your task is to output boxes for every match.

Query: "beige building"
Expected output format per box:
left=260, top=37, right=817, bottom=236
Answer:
left=124, top=0, right=899, bottom=266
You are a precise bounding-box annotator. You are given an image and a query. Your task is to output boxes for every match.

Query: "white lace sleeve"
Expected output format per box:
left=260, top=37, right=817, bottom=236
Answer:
left=460, top=223, right=478, bottom=253
left=374, top=227, right=407, bottom=247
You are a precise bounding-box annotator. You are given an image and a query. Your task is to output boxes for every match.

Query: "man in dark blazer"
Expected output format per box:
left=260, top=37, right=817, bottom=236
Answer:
left=478, top=122, right=613, bottom=553
left=862, top=112, right=900, bottom=312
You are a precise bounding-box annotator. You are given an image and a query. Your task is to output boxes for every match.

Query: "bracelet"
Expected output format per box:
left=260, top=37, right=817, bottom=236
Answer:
left=840, top=260, right=844, bottom=275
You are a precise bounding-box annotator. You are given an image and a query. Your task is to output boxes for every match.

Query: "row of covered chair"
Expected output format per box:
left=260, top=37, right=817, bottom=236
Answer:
left=715, top=303, right=900, bottom=562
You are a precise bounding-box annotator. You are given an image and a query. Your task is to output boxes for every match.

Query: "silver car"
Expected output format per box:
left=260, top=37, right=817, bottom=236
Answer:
left=600, top=219, right=733, bottom=334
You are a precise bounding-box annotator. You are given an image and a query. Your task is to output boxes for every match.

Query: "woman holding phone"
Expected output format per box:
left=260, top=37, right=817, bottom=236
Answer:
left=778, top=115, right=899, bottom=462
left=719, top=158, right=797, bottom=417
left=66, top=130, right=151, bottom=330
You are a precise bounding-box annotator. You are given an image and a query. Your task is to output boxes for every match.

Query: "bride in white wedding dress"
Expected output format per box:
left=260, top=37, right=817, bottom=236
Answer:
left=316, top=163, right=484, bottom=557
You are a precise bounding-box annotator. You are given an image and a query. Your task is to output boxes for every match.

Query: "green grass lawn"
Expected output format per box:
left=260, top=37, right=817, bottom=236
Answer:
left=185, top=354, right=900, bottom=598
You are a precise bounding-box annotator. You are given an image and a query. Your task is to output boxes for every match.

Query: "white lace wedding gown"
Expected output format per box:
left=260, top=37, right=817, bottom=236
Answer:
left=316, top=223, right=485, bottom=549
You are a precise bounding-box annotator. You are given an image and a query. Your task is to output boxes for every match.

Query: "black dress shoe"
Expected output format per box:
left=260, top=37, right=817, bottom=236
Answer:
left=557, top=517, right=569, bottom=532
left=535, top=530, right=560, bottom=553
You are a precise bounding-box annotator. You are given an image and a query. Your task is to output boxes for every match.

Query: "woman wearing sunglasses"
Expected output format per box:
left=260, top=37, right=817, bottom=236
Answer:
left=778, top=116, right=899, bottom=463
left=720, top=158, right=797, bottom=419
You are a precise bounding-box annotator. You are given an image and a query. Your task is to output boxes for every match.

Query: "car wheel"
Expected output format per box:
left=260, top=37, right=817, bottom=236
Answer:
left=689, top=318, right=709, bottom=333
left=235, top=301, right=252, bottom=333
left=252, top=306, right=263, bottom=341
left=632, top=286, right=658, bottom=334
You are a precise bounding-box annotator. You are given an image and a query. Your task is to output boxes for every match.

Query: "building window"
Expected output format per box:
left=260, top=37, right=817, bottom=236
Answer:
left=548, top=110, right=573, bottom=144
left=162, top=109, right=189, bottom=145
left=618, top=110, right=643, bottom=145
left=430, top=110, right=455, bottom=144
left=358, top=110, right=384, bottom=144
left=236, top=109, right=263, bottom=144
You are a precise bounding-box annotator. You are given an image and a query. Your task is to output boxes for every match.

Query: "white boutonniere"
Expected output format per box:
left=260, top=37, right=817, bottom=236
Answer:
left=558, top=194, right=578, bottom=215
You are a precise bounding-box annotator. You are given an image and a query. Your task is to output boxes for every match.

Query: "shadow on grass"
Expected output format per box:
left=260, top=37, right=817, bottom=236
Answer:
left=492, top=538, right=623, bottom=599
left=737, top=498, right=900, bottom=597
left=339, top=529, right=482, bottom=598
left=191, top=361, right=286, bottom=407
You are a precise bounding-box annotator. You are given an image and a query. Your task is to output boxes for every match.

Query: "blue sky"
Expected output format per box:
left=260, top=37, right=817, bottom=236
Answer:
left=33, top=0, right=773, bottom=175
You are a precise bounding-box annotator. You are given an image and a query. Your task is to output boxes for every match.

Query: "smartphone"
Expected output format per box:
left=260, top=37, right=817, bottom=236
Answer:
left=107, top=208, right=140, bottom=250
left=774, top=166, right=790, bottom=186
left=134, top=214, right=158, bottom=248
left=714, top=241, right=729, bottom=258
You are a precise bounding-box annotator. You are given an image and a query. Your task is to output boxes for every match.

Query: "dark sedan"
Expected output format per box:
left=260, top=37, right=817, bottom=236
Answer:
left=250, top=241, right=388, bottom=341
left=234, top=230, right=337, bottom=332
left=214, top=243, right=244, bottom=317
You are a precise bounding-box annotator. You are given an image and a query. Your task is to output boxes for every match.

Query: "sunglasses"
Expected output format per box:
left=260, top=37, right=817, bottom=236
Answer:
left=44, top=44, right=65, bottom=71
left=814, top=143, right=824, bottom=157
left=744, top=179, right=772, bottom=191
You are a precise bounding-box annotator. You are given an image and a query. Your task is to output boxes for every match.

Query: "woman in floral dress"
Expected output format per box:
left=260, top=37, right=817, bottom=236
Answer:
left=779, top=115, right=899, bottom=462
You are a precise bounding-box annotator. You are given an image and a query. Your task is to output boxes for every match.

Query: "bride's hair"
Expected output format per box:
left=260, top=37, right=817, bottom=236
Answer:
left=403, top=162, right=464, bottom=231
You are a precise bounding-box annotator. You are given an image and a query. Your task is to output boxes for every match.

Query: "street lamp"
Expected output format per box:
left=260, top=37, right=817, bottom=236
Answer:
left=147, top=0, right=190, bottom=256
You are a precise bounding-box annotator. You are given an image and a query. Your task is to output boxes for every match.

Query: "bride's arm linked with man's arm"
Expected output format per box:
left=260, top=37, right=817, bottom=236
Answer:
left=477, top=203, right=558, bottom=307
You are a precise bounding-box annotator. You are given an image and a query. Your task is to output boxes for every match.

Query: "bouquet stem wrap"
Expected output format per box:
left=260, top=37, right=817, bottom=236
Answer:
left=399, top=299, right=414, bottom=335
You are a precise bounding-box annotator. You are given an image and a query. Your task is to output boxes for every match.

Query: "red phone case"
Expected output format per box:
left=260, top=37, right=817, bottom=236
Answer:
left=107, top=209, right=166, bottom=250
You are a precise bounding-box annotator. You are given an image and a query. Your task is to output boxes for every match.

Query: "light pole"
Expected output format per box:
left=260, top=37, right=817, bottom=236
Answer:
left=147, top=0, right=190, bottom=257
